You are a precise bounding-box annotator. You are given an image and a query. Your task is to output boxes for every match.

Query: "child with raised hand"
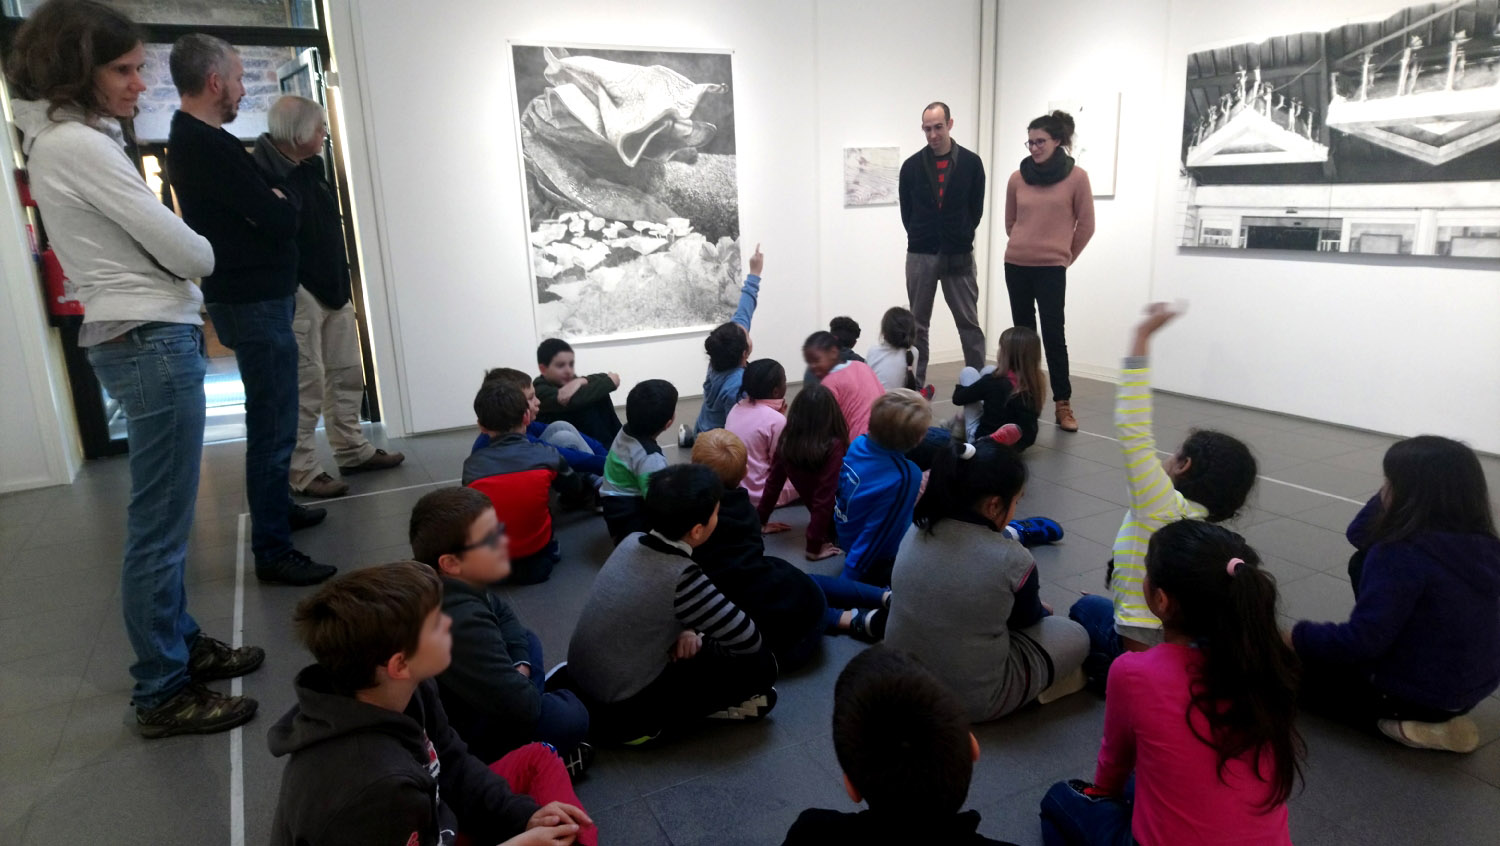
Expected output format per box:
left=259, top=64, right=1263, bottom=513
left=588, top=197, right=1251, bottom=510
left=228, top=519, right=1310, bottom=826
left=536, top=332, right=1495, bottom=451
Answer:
left=783, top=645, right=1019, bottom=845
left=725, top=359, right=798, bottom=510
left=1040, top=520, right=1301, bottom=846
left=1068, top=303, right=1258, bottom=684
left=1291, top=435, right=1500, bottom=754
left=885, top=441, right=1090, bottom=721
left=533, top=339, right=622, bottom=447
left=600, top=379, right=677, bottom=544
left=759, top=383, right=848, bottom=562
left=804, top=330, right=887, bottom=441
left=953, top=325, right=1046, bottom=449
left=864, top=306, right=924, bottom=394
left=682, top=243, right=765, bottom=447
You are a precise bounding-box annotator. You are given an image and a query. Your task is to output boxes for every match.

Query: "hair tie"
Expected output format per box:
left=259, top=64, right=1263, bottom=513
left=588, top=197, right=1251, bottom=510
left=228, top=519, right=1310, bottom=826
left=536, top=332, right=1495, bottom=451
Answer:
left=1226, top=557, right=1244, bottom=577
left=958, top=443, right=977, bottom=460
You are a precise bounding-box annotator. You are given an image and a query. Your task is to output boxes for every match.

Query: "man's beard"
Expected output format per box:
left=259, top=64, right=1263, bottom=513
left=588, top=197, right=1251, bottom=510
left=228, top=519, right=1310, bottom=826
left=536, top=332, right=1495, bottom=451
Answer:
left=218, top=91, right=239, bottom=125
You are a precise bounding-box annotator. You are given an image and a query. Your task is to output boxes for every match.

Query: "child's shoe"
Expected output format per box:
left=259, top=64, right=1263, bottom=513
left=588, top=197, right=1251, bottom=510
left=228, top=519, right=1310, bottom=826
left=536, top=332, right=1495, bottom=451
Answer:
left=847, top=607, right=888, bottom=643
left=920, top=384, right=936, bottom=401
left=1007, top=516, right=1064, bottom=547
left=676, top=424, right=693, bottom=448
left=708, top=688, right=778, bottom=721
left=1378, top=717, right=1480, bottom=753
left=560, top=742, right=595, bottom=778
left=988, top=424, right=1023, bottom=446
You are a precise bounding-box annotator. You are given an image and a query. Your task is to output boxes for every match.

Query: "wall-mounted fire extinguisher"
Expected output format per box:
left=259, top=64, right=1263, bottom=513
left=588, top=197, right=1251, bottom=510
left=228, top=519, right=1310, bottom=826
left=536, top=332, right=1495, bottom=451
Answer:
left=41, top=249, right=83, bottom=317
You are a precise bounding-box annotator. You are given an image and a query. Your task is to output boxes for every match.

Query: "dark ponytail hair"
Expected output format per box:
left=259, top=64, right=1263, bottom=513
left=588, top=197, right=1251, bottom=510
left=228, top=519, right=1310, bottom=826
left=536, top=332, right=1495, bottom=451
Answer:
left=741, top=358, right=786, bottom=402
left=1027, top=110, right=1076, bottom=150
left=1145, top=520, right=1303, bottom=810
left=705, top=321, right=749, bottom=372
left=1173, top=430, right=1258, bottom=522
left=778, top=383, right=847, bottom=471
left=880, top=306, right=917, bottom=349
left=1371, top=435, right=1497, bottom=544
left=914, top=438, right=1027, bottom=534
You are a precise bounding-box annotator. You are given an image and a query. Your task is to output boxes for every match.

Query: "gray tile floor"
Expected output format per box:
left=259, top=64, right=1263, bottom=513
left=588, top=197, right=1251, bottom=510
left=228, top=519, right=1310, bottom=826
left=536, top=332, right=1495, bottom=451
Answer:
left=3, top=363, right=1499, bottom=845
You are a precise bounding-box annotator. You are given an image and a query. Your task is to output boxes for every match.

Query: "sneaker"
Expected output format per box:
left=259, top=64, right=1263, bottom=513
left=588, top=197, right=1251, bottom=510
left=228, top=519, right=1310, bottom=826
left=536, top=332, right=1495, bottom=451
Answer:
left=920, top=384, right=936, bottom=401
left=560, top=742, right=595, bottom=778
left=848, top=607, right=888, bottom=643
left=622, top=731, right=661, bottom=747
left=707, top=688, right=778, bottom=721
left=1038, top=667, right=1087, bottom=705
left=296, top=472, right=349, bottom=499
left=340, top=448, right=405, bottom=475
left=136, top=682, right=258, bottom=739
left=1055, top=400, right=1079, bottom=433
left=1378, top=717, right=1480, bottom=753
left=676, top=424, right=693, bottom=448
left=256, top=549, right=337, bottom=586
left=188, top=634, right=265, bottom=682
left=1008, top=516, right=1064, bottom=547
left=289, top=503, right=327, bottom=531
left=989, top=424, right=1023, bottom=446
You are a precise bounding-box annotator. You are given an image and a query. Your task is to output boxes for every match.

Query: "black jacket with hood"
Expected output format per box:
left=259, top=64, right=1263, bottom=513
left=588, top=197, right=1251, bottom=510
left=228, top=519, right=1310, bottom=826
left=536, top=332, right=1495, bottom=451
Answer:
left=252, top=134, right=353, bottom=310
left=268, top=665, right=539, bottom=846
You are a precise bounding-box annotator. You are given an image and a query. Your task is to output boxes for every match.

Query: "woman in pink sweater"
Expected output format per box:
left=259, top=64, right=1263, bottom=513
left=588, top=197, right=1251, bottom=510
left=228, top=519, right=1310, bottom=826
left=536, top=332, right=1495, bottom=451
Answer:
left=1004, top=110, right=1095, bottom=433
left=1040, top=520, right=1302, bottom=846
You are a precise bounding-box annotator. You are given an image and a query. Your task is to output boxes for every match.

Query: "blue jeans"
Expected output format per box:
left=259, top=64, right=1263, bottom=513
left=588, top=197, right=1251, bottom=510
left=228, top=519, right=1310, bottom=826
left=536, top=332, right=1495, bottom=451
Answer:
left=525, top=632, right=589, bottom=750
left=1040, top=778, right=1136, bottom=846
left=207, top=297, right=298, bottom=564
left=810, top=572, right=887, bottom=632
left=87, top=323, right=207, bottom=709
left=1069, top=594, right=1121, bottom=691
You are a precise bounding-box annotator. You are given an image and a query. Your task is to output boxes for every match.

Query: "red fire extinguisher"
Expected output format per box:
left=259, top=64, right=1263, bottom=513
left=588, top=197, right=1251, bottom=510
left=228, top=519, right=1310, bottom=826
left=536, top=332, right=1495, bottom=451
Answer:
left=41, top=248, right=84, bottom=317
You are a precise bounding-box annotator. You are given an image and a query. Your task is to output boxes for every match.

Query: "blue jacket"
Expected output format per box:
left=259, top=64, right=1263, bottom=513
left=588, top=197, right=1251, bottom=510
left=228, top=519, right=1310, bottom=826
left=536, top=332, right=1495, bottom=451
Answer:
left=1293, top=496, right=1500, bottom=712
left=694, top=274, right=760, bottom=434
left=835, top=435, right=922, bottom=583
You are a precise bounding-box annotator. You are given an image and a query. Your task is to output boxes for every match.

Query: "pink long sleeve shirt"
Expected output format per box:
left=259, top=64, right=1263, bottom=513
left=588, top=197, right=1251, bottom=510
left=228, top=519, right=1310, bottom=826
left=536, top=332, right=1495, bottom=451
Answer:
left=820, top=361, right=887, bottom=443
left=726, top=399, right=798, bottom=509
left=1003, top=167, right=1095, bottom=267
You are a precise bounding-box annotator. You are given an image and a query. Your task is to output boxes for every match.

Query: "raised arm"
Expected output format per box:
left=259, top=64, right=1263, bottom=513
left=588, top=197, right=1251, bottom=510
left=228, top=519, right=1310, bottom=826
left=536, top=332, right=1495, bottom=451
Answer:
left=1118, top=304, right=1187, bottom=516
left=731, top=244, right=764, bottom=330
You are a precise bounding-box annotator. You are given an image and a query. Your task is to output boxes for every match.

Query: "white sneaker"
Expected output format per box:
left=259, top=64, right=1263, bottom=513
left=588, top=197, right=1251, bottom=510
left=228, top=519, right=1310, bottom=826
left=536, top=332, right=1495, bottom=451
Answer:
left=1377, top=716, right=1480, bottom=753
left=677, top=424, right=692, bottom=448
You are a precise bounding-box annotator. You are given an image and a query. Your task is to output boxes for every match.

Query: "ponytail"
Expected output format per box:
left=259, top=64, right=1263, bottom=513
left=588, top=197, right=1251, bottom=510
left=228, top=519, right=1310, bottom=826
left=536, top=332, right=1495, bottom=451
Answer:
left=913, top=436, right=1026, bottom=534
left=1027, top=110, right=1076, bottom=150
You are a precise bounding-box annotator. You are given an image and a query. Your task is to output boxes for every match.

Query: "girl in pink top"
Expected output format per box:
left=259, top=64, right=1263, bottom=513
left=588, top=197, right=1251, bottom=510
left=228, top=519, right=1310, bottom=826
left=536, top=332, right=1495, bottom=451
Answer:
left=804, top=331, right=886, bottom=442
left=726, top=359, right=798, bottom=510
left=1041, top=520, right=1302, bottom=846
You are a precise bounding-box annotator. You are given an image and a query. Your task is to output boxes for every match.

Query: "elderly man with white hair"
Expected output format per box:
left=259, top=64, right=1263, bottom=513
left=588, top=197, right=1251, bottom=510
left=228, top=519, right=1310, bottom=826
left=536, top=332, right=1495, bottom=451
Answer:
left=253, top=95, right=403, bottom=499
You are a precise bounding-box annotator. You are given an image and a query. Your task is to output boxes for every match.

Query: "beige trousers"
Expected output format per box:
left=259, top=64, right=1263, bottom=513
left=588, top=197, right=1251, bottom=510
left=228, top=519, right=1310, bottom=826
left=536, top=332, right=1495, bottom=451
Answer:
left=289, top=286, right=375, bottom=490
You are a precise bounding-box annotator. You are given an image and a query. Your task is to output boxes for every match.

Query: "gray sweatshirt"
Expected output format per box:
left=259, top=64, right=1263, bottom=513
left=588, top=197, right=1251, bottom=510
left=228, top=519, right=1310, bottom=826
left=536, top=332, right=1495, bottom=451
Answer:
left=12, top=100, right=212, bottom=326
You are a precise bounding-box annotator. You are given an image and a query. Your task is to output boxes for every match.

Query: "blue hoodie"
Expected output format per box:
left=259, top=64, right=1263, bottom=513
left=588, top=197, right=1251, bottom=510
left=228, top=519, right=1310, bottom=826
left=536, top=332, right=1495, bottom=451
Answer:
left=693, top=274, right=760, bottom=434
left=835, top=435, right=922, bottom=583
left=1293, top=496, right=1500, bottom=712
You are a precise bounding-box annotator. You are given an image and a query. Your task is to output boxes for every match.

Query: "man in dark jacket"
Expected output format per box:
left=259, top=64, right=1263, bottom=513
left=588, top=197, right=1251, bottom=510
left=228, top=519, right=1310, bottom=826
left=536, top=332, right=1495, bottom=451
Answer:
left=167, top=34, right=332, bottom=586
left=899, top=101, right=987, bottom=384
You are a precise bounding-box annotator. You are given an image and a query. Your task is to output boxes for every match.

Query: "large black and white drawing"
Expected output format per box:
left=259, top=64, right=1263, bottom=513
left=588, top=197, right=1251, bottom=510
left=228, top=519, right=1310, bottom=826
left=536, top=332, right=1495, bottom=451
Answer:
left=1178, top=1, right=1500, bottom=258
left=510, top=44, right=741, bottom=340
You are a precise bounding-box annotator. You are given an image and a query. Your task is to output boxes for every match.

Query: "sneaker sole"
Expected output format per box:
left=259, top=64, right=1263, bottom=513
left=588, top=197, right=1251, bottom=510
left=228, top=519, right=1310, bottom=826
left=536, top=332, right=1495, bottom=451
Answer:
left=1382, top=718, right=1480, bottom=753
left=707, top=692, right=775, bottom=721
left=138, top=702, right=258, bottom=739
left=256, top=567, right=337, bottom=587
left=294, top=487, right=349, bottom=498
left=338, top=461, right=404, bottom=476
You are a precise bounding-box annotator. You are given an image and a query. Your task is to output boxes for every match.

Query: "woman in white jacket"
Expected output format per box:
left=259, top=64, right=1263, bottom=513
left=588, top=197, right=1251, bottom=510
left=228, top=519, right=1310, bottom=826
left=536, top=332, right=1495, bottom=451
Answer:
left=7, top=0, right=260, bottom=738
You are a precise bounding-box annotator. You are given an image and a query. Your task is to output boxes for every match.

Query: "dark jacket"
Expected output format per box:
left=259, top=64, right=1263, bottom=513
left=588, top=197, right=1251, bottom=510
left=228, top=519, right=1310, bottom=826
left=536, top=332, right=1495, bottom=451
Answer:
left=461, top=433, right=580, bottom=558
left=951, top=372, right=1040, bottom=448
left=899, top=142, right=986, bottom=255
left=692, top=487, right=826, bottom=656
left=1293, top=496, right=1500, bottom=712
left=252, top=134, right=351, bottom=309
left=167, top=111, right=299, bottom=304
left=436, top=577, right=541, bottom=764
left=783, top=808, right=1017, bottom=845
left=268, top=665, right=539, bottom=846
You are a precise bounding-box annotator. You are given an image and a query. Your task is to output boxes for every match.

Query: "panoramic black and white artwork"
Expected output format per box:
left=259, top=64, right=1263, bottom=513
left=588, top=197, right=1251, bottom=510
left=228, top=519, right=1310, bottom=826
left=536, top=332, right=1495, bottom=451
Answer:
left=510, top=44, right=742, bottom=340
left=1178, top=0, right=1500, bottom=258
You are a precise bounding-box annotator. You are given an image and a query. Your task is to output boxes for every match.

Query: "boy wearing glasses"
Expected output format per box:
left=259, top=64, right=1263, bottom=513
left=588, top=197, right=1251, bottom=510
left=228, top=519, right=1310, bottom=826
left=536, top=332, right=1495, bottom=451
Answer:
left=409, top=486, right=593, bottom=775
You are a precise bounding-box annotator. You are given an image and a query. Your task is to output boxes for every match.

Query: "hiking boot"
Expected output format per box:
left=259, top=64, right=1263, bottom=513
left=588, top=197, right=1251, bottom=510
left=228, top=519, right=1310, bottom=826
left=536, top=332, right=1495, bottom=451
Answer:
left=1378, top=717, right=1480, bottom=753
left=188, top=634, right=265, bottom=682
left=1055, top=400, right=1079, bottom=433
left=989, top=423, right=1023, bottom=446
left=289, top=503, right=327, bottom=531
left=560, top=742, right=596, bottom=778
left=257, top=549, right=337, bottom=586
left=1008, top=516, right=1064, bottom=547
left=708, top=688, right=778, bottom=721
left=136, top=682, right=258, bottom=739
left=296, top=472, right=349, bottom=499
left=341, top=448, right=405, bottom=475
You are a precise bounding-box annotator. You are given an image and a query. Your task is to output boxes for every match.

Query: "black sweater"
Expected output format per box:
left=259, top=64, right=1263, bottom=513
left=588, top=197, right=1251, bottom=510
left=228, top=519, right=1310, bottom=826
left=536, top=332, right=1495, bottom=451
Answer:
left=951, top=372, right=1039, bottom=449
left=899, top=142, right=986, bottom=255
left=783, top=808, right=1017, bottom=845
left=436, top=577, right=541, bottom=764
left=168, top=111, right=299, bottom=304
left=253, top=134, right=351, bottom=308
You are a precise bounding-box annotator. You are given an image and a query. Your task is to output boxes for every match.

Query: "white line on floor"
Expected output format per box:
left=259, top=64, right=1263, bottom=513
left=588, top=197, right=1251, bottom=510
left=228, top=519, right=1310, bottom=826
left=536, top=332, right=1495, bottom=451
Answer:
left=231, top=512, right=247, bottom=846
left=300, top=478, right=460, bottom=505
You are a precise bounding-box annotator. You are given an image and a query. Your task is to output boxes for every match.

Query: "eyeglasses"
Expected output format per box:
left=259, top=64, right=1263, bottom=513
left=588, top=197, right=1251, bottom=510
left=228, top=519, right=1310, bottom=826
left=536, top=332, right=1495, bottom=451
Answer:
left=1024, top=139, right=1053, bottom=149
left=457, top=523, right=506, bottom=553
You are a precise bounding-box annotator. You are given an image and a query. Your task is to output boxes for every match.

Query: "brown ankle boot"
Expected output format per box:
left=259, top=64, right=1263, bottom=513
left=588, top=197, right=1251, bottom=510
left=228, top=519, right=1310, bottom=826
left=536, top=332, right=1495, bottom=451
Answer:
left=1055, top=400, right=1079, bottom=432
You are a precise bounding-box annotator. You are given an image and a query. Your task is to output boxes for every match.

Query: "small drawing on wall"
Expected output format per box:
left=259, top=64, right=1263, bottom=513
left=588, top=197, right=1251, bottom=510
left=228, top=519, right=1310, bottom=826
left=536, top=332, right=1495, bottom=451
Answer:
left=1047, top=93, right=1120, bottom=197
left=843, top=146, right=901, bottom=206
left=510, top=43, right=743, bottom=341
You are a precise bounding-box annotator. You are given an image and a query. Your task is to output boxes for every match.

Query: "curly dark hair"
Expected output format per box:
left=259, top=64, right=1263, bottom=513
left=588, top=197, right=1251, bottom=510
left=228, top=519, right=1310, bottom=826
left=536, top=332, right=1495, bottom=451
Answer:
left=829, top=316, right=861, bottom=350
left=704, top=321, right=748, bottom=372
left=1173, top=430, right=1258, bottom=522
left=6, top=0, right=145, bottom=118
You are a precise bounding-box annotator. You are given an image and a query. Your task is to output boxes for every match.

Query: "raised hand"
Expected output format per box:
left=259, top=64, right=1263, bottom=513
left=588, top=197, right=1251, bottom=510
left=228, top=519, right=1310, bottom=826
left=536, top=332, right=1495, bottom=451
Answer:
left=748, top=242, right=764, bottom=276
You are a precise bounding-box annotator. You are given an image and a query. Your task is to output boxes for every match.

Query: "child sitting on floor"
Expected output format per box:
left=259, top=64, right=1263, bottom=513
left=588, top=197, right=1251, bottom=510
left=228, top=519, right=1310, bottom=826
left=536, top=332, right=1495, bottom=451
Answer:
left=268, top=562, right=597, bottom=846
left=864, top=306, right=922, bottom=393
left=760, top=383, right=848, bottom=562
left=563, top=464, right=779, bottom=745
left=1040, top=521, right=1300, bottom=846
left=691, top=429, right=827, bottom=669
left=885, top=440, right=1089, bottom=721
left=600, top=379, right=677, bottom=544
left=462, top=379, right=586, bottom=585
left=783, top=645, right=1019, bottom=845
left=410, top=487, right=592, bottom=773
left=804, top=330, right=886, bottom=441
left=952, top=325, right=1046, bottom=449
left=725, top=358, right=798, bottom=510
left=474, top=367, right=609, bottom=477
left=803, top=316, right=866, bottom=387
left=1291, top=435, right=1500, bottom=754
left=682, top=243, right=766, bottom=446
left=534, top=338, right=622, bottom=447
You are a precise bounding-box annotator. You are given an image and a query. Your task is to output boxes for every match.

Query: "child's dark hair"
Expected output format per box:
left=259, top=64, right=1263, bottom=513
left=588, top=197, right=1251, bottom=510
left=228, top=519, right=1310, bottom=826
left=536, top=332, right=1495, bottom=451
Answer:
left=645, top=463, right=723, bottom=540
left=624, top=378, right=678, bottom=440
left=1145, top=520, right=1303, bottom=809
left=1372, top=435, right=1497, bottom=544
left=705, top=322, right=748, bottom=372
left=1173, top=430, right=1258, bottom=522
left=482, top=366, right=531, bottom=392
left=880, top=306, right=917, bottom=349
left=830, top=316, right=861, bottom=350
left=1028, top=109, right=1076, bottom=150
left=779, top=383, right=847, bottom=471
left=473, top=379, right=528, bottom=432
left=915, top=441, right=1027, bottom=534
left=293, top=561, right=443, bottom=694
left=997, top=326, right=1047, bottom=413
left=536, top=338, right=572, bottom=367
left=803, top=330, right=840, bottom=353
left=832, top=645, right=974, bottom=816
left=409, top=487, right=494, bottom=567
left=741, top=358, right=786, bottom=402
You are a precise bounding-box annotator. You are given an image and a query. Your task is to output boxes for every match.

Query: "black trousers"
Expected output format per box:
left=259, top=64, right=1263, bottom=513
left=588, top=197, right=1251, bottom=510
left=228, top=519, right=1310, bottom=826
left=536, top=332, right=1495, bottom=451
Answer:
left=1003, top=263, right=1071, bottom=402
left=1298, top=653, right=1467, bottom=733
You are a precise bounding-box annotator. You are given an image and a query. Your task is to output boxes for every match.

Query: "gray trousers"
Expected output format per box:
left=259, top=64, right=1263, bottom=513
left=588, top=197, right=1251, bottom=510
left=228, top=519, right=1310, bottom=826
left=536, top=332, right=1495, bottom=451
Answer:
left=906, top=251, right=986, bottom=383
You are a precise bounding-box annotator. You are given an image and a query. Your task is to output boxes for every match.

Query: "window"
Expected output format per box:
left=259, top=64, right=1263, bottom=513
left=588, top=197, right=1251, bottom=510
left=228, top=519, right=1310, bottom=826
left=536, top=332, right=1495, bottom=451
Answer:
left=9, top=0, right=316, bottom=27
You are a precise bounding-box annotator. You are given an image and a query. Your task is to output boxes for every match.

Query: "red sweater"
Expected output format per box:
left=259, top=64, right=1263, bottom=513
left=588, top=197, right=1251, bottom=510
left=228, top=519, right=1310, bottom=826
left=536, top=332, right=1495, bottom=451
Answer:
left=1003, top=167, right=1095, bottom=267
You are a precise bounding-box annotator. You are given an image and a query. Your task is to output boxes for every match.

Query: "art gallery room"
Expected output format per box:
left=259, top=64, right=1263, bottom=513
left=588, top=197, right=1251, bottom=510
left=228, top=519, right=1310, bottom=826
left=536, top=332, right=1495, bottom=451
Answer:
left=2, top=0, right=1500, bottom=843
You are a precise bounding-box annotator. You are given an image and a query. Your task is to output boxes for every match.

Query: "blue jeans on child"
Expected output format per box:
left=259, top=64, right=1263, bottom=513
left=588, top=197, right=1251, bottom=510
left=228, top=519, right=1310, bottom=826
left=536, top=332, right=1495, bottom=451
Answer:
left=525, top=632, right=589, bottom=751
left=508, top=537, right=561, bottom=586
left=206, top=297, right=299, bottom=565
left=1069, top=594, right=1121, bottom=690
left=811, top=573, right=887, bottom=632
left=86, top=323, right=207, bottom=710
left=1040, top=778, right=1137, bottom=846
